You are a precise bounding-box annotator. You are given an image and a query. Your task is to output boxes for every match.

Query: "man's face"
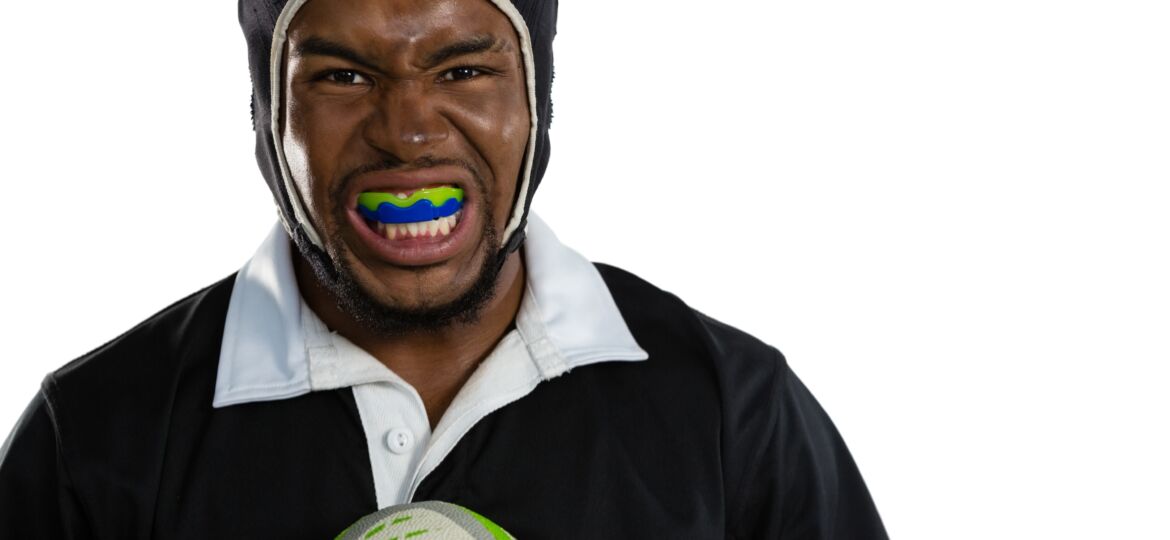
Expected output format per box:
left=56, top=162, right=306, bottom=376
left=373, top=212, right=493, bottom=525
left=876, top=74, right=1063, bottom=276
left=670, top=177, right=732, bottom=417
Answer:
left=281, top=0, right=530, bottom=324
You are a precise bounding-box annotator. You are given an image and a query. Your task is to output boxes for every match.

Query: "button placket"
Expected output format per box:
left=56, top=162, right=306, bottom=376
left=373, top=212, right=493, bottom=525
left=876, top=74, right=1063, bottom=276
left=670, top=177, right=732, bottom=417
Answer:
left=352, top=379, right=433, bottom=506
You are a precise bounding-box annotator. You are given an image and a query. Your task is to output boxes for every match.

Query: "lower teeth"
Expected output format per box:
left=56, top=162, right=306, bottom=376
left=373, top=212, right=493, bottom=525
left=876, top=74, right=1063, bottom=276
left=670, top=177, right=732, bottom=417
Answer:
left=376, top=210, right=460, bottom=240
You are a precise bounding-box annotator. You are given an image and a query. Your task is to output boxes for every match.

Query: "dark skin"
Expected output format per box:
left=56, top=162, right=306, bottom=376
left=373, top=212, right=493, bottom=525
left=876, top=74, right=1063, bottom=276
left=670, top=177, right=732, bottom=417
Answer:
left=281, top=0, right=531, bottom=425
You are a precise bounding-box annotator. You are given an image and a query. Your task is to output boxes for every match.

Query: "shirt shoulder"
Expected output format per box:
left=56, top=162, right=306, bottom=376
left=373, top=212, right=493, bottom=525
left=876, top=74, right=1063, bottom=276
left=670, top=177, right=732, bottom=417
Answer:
left=593, top=261, right=785, bottom=376
left=592, top=264, right=786, bottom=502
left=42, top=275, right=236, bottom=513
left=50, top=273, right=237, bottom=404
left=592, top=262, right=886, bottom=538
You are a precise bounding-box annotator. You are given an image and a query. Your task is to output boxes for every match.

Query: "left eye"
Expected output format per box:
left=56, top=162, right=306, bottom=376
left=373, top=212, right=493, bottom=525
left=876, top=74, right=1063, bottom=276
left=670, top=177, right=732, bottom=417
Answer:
left=441, top=67, right=483, bottom=82
left=325, top=70, right=370, bottom=85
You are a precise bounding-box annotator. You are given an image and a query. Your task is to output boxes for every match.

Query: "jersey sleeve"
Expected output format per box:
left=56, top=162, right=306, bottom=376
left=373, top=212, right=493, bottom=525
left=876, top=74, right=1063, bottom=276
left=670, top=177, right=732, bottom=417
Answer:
left=732, top=356, right=888, bottom=539
left=0, top=381, right=92, bottom=538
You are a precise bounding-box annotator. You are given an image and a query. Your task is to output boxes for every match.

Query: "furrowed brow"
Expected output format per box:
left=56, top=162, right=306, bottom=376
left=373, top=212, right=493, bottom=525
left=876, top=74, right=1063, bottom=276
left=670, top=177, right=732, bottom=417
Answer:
left=294, top=37, right=383, bottom=74
left=423, top=35, right=504, bottom=68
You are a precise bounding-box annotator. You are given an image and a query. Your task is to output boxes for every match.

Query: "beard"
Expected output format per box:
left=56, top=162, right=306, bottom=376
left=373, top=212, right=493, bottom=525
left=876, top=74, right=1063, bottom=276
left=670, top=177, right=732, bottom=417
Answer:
left=297, top=157, right=510, bottom=336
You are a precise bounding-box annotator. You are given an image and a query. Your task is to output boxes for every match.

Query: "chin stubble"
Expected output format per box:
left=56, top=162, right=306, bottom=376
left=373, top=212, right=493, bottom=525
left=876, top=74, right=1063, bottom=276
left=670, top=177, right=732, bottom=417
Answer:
left=309, top=224, right=506, bottom=336
left=301, top=157, right=508, bottom=336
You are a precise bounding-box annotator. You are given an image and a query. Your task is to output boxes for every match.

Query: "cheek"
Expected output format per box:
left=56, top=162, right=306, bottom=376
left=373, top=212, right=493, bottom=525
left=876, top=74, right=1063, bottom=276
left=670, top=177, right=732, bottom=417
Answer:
left=282, top=95, right=366, bottom=220
left=475, top=88, right=530, bottom=151
left=450, top=86, right=531, bottom=223
left=496, top=95, right=532, bottom=222
left=498, top=95, right=531, bottom=148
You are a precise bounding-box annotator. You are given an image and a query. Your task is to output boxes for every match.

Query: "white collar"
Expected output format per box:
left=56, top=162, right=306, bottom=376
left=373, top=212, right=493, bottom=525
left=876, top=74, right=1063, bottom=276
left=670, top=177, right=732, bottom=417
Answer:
left=212, top=214, right=647, bottom=408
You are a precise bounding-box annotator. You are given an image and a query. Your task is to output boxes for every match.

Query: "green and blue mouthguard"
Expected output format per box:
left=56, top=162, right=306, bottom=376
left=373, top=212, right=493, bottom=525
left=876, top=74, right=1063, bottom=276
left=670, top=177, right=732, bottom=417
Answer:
left=357, top=187, right=464, bottom=224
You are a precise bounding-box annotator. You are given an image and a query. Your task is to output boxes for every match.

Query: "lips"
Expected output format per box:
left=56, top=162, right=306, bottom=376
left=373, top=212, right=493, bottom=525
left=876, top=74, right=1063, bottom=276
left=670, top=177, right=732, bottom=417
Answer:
left=343, top=166, right=480, bottom=267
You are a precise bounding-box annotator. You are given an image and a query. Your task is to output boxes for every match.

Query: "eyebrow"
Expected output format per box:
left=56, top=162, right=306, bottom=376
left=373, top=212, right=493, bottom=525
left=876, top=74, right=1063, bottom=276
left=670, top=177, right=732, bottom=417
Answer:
left=294, top=34, right=508, bottom=73
left=422, top=34, right=505, bottom=68
left=295, top=37, right=384, bottom=74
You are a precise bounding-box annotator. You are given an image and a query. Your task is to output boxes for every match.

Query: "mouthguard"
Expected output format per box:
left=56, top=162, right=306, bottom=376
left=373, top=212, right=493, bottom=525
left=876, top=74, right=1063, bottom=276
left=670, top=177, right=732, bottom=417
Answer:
left=357, top=187, right=464, bottom=224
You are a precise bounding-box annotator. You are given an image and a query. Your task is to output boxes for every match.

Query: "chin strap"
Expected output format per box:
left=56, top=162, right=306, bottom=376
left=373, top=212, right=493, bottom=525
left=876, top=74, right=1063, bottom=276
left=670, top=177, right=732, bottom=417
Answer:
left=503, top=225, right=527, bottom=255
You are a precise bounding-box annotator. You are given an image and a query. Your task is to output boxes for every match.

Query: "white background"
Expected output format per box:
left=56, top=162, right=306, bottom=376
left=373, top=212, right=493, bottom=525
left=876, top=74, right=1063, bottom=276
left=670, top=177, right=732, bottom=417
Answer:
left=2, top=1, right=1168, bottom=537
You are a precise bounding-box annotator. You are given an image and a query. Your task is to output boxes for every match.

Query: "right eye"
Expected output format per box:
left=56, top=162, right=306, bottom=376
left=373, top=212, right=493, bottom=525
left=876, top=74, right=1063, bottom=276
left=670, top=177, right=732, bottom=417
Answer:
left=323, top=70, right=371, bottom=85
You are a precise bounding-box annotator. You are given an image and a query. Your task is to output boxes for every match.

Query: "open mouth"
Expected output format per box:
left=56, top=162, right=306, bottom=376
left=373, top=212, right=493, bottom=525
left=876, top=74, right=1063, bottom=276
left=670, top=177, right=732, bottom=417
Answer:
left=344, top=165, right=480, bottom=267
left=357, top=185, right=464, bottom=241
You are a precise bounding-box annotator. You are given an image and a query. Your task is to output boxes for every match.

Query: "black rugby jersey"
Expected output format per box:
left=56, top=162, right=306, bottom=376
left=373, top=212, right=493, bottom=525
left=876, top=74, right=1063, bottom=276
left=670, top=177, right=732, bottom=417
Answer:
left=0, top=265, right=886, bottom=539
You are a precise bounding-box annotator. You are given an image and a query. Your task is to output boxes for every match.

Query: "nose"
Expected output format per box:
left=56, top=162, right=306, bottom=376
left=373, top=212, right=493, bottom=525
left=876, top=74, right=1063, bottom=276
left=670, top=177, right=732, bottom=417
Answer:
left=362, top=81, right=450, bottom=159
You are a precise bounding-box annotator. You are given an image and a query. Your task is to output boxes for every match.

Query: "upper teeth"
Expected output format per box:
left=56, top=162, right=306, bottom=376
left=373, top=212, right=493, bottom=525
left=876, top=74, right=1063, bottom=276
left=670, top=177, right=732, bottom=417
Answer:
left=377, top=211, right=461, bottom=240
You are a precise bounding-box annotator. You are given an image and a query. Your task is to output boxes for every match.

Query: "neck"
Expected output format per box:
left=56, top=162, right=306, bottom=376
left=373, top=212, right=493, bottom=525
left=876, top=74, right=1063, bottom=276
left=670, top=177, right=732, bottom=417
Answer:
left=294, top=251, right=526, bottom=427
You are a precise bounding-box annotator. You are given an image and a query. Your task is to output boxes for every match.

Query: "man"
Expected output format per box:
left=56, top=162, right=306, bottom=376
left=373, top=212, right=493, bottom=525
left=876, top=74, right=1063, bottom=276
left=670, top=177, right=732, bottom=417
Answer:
left=0, top=0, right=886, bottom=537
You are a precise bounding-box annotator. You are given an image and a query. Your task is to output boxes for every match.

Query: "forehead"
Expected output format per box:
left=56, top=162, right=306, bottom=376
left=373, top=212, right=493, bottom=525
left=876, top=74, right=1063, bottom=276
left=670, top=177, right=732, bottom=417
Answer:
left=289, top=0, right=518, bottom=50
